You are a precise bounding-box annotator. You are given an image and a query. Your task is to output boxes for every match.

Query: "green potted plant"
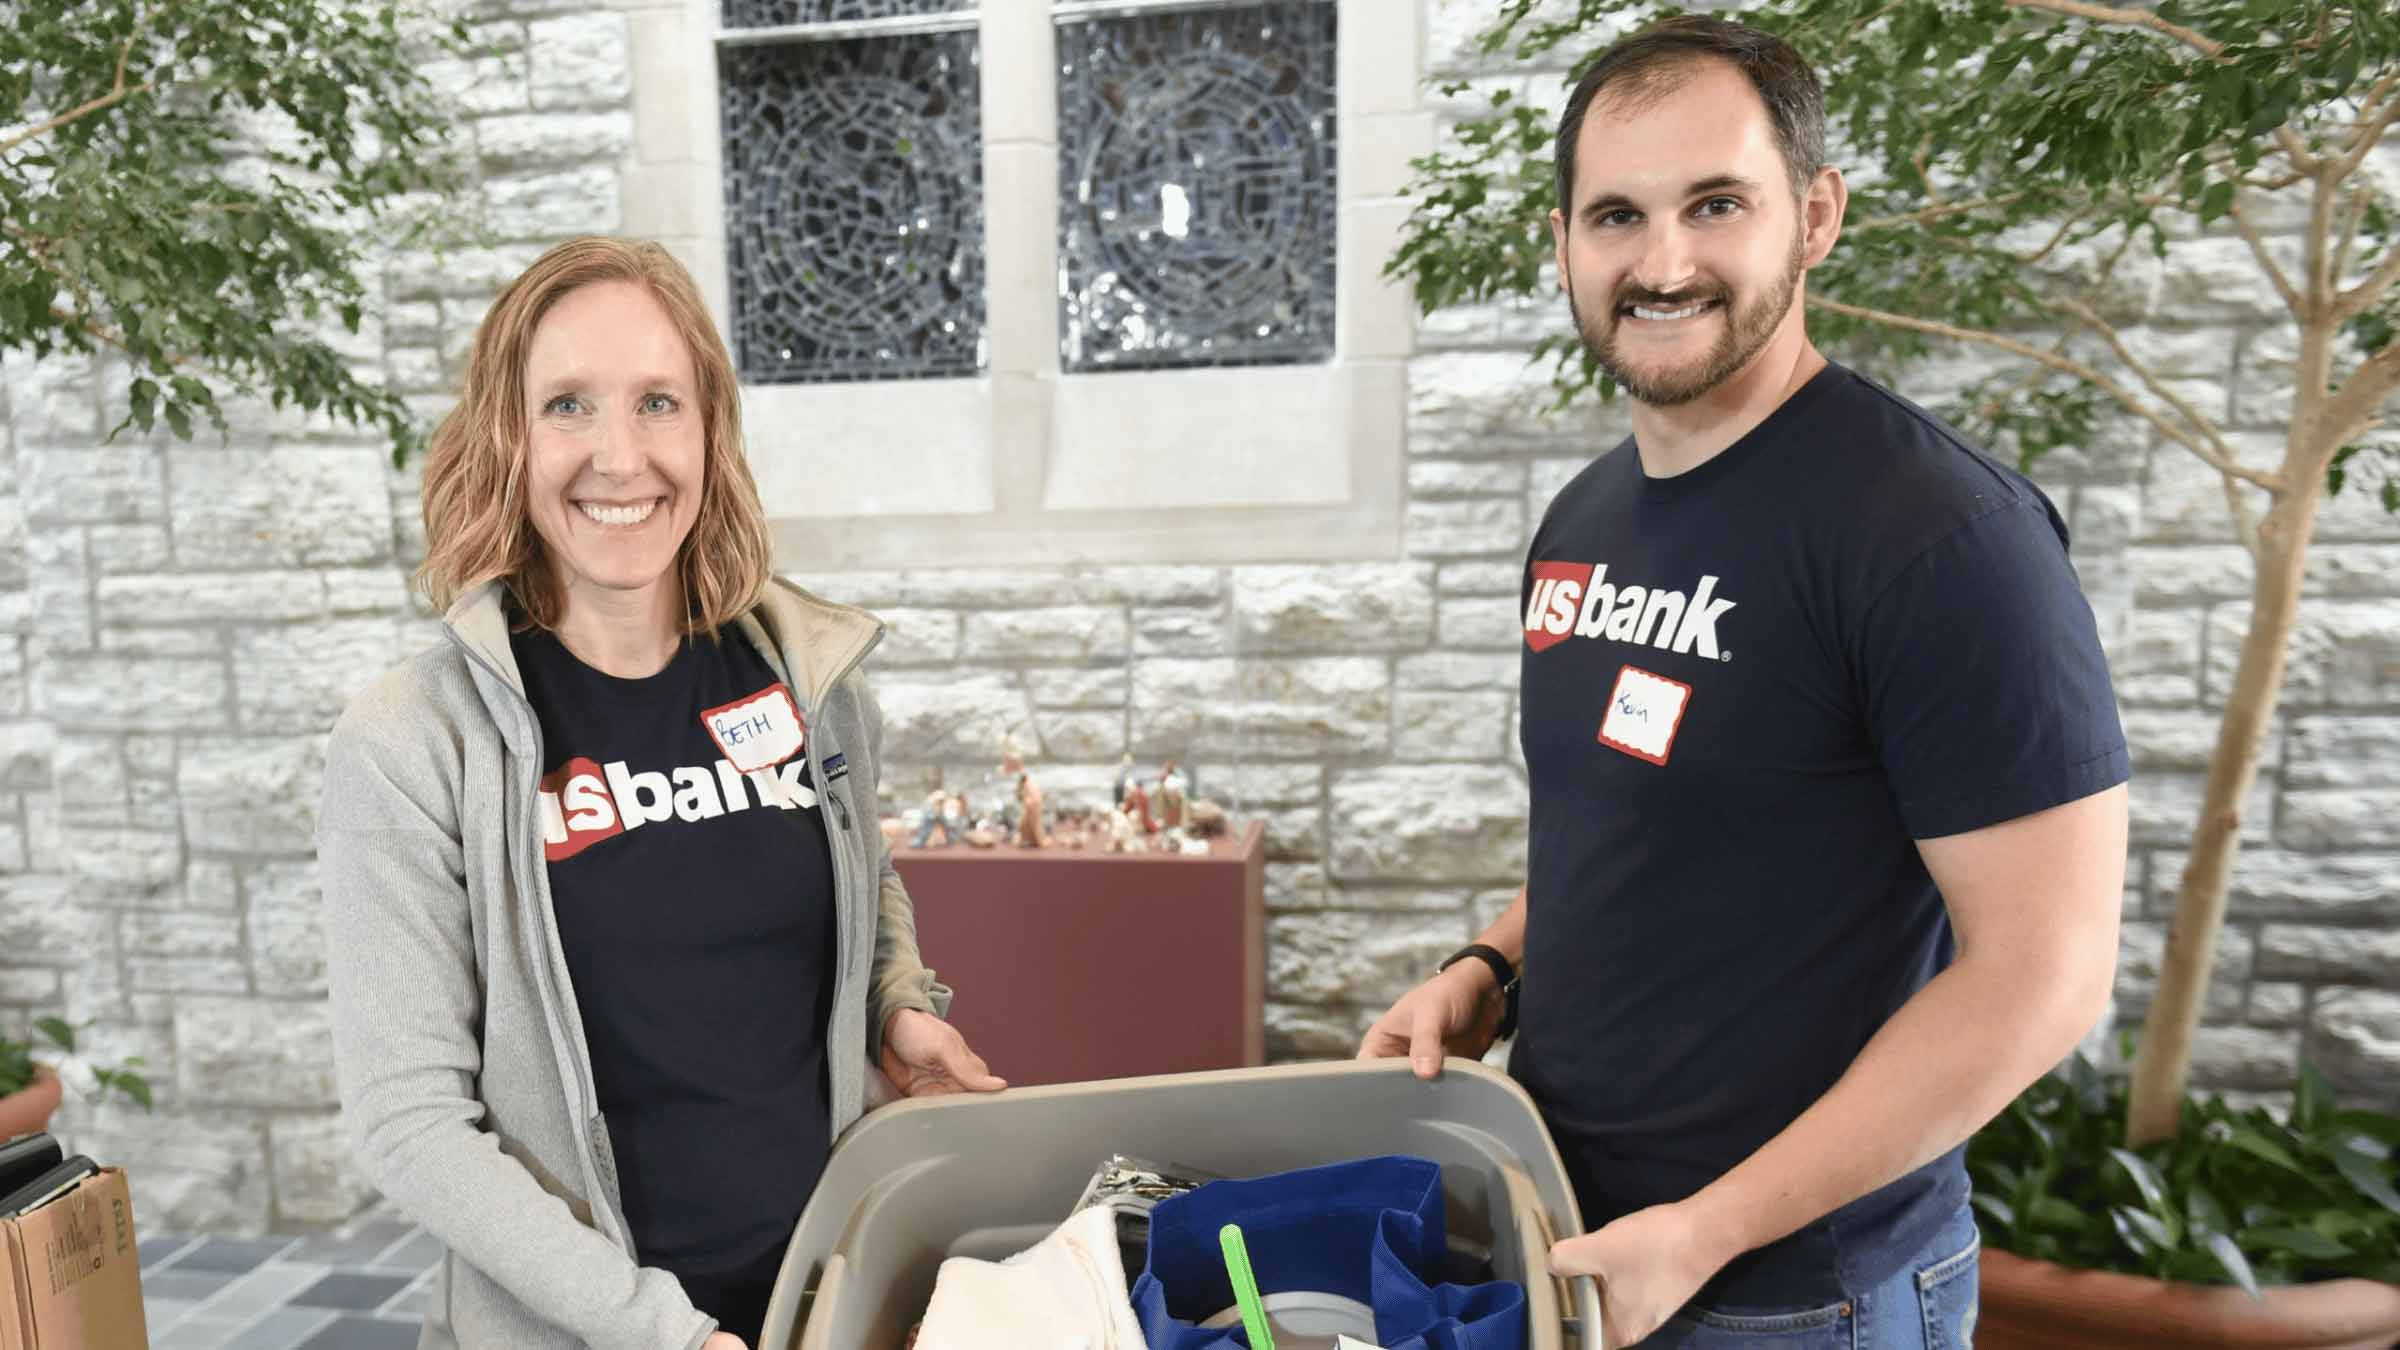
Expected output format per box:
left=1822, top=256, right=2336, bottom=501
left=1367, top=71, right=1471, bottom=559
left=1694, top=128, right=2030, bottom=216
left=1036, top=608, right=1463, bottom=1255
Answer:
left=1392, top=1, right=2400, bottom=1343
left=1970, top=1052, right=2400, bottom=1347
left=0, top=1017, right=153, bottom=1139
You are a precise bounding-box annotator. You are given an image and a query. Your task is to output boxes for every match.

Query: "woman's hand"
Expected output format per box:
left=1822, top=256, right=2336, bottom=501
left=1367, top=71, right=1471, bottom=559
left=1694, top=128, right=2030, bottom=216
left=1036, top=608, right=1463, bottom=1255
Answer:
left=879, top=1008, right=1006, bottom=1097
left=701, top=1333, right=748, bottom=1350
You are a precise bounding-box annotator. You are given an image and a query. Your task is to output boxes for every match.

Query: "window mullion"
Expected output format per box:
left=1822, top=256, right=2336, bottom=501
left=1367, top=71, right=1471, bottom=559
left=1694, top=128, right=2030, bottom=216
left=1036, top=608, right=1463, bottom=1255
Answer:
left=982, top=0, right=1061, bottom=517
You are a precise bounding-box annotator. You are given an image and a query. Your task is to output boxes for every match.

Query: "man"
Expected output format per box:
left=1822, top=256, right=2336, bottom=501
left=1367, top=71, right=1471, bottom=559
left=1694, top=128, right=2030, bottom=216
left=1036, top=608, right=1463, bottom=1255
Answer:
left=1359, top=16, right=2128, bottom=1348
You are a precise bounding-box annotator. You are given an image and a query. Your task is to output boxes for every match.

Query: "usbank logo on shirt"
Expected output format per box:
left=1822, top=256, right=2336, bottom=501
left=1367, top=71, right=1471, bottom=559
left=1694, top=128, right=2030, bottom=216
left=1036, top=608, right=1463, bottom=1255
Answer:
left=538, top=751, right=819, bottom=863
left=1523, top=560, right=1737, bottom=660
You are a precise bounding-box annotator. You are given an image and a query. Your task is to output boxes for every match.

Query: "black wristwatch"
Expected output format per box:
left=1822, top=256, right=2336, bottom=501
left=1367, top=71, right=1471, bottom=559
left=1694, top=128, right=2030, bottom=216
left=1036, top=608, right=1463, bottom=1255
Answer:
left=1439, top=943, right=1521, bottom=1040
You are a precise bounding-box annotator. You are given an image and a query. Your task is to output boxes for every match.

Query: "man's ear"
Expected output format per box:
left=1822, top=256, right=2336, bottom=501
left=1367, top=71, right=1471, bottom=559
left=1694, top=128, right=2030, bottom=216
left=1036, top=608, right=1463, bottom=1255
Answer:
left=1549, top=208, right=1571, bottom=291
left=1803, top=164, right=1848, bottom=268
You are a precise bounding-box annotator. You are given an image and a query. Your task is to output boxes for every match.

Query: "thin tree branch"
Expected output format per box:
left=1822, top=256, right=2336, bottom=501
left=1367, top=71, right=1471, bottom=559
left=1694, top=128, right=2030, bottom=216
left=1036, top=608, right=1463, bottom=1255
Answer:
left=2064, top=272, right=2266, bottom=552
left=2225, top=190, right=2306, bottom=317
left=2332, top=185, right=2370, bottom=287
left=1809, top=294, right=2285, bottom=493
left=2002, top=0, right=2219, bottom=55
left=1850, top=191, right=2038, bottom=232
left=2322, top=338, right=2400, bottom=450
left=2335, top=227, right=2400, bottom=320
left=0, top=7, right=154, bottom=159
left=1970, top=353, right=2060, bottom=427
left=2332, top=65, right=2400, bottom=181
left=1, top=216, right=192, bottom=370
left=2001, top=0, right=2322, bottom=175
left=1, top=218, right=98, bottom=318
left=1913, top=136, right=1945, bottom=209
left=112, top=4, right=145, bottom=89
left=2018, top=211, right=2097, bottom=269
left=0, top=82, right=154, bottom=160
left=2229, top=168, right=2311, bottom=192
left=2052, top=293, right=2258, bottom=486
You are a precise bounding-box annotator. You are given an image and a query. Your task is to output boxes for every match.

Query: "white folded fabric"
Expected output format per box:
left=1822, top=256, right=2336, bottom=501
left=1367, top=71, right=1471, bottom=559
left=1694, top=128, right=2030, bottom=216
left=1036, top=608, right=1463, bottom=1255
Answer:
left=915, top=1204, right=1149, bottom=1350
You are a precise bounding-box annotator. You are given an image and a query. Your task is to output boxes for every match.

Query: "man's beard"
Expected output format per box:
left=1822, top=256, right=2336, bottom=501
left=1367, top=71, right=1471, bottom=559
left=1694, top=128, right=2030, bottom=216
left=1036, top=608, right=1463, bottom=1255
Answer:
left=1569, top=234, right=1805, bottom=407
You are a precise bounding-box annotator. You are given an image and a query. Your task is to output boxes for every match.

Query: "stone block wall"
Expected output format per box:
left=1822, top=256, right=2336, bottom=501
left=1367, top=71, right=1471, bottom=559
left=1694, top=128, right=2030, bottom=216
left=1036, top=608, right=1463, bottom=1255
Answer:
left=0, top=0, right=2392, bottom=1234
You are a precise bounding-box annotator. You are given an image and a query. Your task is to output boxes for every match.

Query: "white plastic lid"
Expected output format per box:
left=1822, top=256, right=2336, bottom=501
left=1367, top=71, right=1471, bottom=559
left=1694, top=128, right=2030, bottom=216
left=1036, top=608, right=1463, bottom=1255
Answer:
left=1198, top=1289, right=1379, bottom=1349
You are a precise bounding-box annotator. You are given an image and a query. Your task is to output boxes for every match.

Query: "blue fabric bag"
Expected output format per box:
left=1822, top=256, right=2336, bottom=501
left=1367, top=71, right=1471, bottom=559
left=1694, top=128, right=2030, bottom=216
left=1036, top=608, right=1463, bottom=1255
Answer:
left=1130, top=1155, right=1527, bottom=1350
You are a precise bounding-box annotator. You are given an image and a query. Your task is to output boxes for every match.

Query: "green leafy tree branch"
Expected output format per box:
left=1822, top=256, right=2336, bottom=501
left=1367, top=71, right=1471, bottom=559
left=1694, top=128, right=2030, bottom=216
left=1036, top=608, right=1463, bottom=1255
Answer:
left=1, top=1, right=476, bottom=461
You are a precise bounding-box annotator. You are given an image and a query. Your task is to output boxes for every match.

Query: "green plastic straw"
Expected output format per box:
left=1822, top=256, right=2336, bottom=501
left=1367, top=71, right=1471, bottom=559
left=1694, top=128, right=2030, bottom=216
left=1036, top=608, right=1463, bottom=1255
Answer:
left=1218, top=1222, right=1276, bottom=1350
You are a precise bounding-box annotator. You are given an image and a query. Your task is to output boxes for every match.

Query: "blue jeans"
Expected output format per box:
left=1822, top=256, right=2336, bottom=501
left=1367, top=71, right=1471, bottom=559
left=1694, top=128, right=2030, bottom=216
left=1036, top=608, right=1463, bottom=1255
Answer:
left=1632, top=1208, right=1979, bottom=1349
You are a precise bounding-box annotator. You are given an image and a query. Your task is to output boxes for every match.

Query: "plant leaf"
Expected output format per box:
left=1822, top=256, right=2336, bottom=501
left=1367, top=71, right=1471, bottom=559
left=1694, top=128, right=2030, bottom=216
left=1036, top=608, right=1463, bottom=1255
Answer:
left=2187, top=1185, right=2232, bottom=1240
left=2295, top=1061, right=2332, bottom=1133
left=2030, top=1196, right=2090, bottom=1232
left=2114, top=1205, right=2175, bottom=1256
left=2246, top=1225, right=2352, bottom=1261
left=2112, top=1148, right=2174, bottom=1218
left=1973, top=1193, right=2018, bottom=1228
left=2332, top=1111, right=2400, bottom=1149
left=33, top=1018, right=73, bottom=1053
left=2207, top=1231, right=2263, bottom=1300
left=2228, top=1127, right=2306, bottom=1174
left=2331, top=1145, right=2400, bottom=1217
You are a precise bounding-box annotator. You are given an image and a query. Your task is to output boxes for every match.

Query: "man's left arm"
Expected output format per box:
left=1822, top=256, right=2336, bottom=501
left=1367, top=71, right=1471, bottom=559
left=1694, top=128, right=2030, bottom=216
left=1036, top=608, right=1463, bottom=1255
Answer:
left=1548, top=781, right=2127, bottom=1343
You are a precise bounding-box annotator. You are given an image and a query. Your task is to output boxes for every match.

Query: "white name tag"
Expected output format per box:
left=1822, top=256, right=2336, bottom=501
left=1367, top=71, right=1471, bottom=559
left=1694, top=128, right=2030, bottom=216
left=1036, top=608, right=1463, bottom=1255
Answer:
left=702, top=685, right=806, bottom=773
left=1598, top=664, right=1690, bottom=765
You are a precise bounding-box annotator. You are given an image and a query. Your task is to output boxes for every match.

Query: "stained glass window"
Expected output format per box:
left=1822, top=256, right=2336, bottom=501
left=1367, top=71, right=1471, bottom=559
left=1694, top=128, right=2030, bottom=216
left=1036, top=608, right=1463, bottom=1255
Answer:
left=722, top=0, right=970, bottom=29
left=719, top=32, right=986, bottom=384
left=1057, top=1, right=1339, bottom=373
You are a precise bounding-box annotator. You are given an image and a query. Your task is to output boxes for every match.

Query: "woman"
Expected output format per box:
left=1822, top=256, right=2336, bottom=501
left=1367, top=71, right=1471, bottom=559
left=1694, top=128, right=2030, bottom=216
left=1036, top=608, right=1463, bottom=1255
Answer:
left=319, top=236, right=1004, bottom=1350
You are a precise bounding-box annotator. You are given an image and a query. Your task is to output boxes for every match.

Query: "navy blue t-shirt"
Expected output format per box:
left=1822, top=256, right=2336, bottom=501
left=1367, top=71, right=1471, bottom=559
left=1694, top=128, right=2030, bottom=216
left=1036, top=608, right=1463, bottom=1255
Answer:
left=514, top=625, right=838, bottom=1344
left=1509, top=362, right=2128, bottom=1307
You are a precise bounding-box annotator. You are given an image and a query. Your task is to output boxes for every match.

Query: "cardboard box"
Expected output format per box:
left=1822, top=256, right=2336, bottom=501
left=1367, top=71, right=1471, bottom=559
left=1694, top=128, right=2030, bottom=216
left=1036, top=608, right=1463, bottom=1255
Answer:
left=0, top=1167, right=147, bottom=1350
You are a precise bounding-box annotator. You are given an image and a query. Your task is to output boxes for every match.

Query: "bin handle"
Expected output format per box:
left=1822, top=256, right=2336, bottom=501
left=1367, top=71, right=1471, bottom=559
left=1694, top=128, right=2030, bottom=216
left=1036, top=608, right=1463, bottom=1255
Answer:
left=1511, top=1167, right=1606, bottom=1350
left=1498, top=1163, right=1564, bottom=1350
left=793, top=1252, right=847, bottom=1350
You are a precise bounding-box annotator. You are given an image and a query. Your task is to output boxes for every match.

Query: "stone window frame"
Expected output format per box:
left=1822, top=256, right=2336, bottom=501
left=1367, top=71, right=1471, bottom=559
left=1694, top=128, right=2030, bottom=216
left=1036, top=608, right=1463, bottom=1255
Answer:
left=623, top=0, right=1428, bottom=569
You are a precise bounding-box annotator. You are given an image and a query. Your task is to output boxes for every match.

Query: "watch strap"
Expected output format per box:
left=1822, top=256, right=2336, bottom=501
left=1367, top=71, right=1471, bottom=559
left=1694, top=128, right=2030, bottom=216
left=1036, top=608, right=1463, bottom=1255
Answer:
left=1440, top=943, right=1521, bottom=1039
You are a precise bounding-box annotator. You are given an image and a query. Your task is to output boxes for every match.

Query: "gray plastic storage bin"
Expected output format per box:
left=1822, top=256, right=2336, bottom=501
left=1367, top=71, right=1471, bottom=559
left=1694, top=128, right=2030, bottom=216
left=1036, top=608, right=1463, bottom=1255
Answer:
left=758, top=1058, right=1606, bottom=1350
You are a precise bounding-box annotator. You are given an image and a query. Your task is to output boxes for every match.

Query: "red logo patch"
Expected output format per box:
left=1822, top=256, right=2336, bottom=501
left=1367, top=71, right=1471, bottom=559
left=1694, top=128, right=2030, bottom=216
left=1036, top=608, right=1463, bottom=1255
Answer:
left=539, top=756, right=621, bottom=862
left=1523, top=561, right=1597, bottom=653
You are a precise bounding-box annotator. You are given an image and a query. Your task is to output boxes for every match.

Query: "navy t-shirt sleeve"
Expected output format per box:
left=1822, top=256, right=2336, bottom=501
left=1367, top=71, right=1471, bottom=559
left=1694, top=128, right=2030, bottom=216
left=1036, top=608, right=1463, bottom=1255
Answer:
left=1855, top=497, right=2130, bottom=840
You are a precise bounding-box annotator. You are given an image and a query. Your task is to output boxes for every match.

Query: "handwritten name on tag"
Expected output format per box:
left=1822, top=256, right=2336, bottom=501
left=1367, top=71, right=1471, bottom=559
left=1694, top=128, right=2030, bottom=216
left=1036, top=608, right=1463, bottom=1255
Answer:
left=702, top=685, right=806, bottom=773
left=1598, top=664, right=1691, bottom=766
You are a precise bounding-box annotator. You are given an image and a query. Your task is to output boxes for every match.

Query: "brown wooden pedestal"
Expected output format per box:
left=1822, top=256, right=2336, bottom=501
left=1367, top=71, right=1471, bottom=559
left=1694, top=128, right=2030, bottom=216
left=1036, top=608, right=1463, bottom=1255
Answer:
left=894, top=821, right=1266, bottom=1087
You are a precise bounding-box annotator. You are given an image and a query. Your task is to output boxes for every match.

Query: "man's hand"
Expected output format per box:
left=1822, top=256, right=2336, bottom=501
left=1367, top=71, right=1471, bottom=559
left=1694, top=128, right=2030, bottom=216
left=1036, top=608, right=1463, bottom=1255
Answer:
left=701, top=1333, right=748, bottom=1350
left=1355, top=962, right=1505, bottom=1078
left=1547, top=1201, right=1733, bottom=1348
left=880, top=1008, right=1006, bottom=1097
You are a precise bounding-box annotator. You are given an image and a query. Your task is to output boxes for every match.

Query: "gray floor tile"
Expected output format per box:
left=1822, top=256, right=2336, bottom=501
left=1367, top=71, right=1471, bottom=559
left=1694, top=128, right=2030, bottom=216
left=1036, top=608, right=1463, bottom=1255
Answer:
left=141, top=1296, right=197, bottom=1329
left=142, top=1233, right=196, bottom=1269
left=296, top=1317, right=422, bottom=1350
left=223, top=1307, right=340, bottom=1350
left=291, top=1272, right=413, bottom=1311
left=212, top=1261, right=334, bottom=1316
left=175, top=1237, right=296, bottom=1275
left=280, top=1239, right=393, bottom=1268
left=371, top=1233, right=441, bottom=1272
left=144, top=1268, right=239, bottom=1302
left=283, top=1228, right=406, bottom=1268
left=155, top=1315, right=251, bottom=1349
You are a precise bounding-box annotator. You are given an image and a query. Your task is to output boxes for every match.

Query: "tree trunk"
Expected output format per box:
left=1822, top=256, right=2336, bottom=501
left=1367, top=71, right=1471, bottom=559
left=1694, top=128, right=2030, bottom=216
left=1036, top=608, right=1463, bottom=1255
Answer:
left=2125, top=482, right=2323, bottom=1146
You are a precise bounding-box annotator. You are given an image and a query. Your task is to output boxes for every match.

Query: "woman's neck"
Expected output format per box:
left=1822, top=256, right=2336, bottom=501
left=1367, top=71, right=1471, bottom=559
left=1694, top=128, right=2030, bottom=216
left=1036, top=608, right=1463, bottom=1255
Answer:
left=551, top=584, right=682, bottom=678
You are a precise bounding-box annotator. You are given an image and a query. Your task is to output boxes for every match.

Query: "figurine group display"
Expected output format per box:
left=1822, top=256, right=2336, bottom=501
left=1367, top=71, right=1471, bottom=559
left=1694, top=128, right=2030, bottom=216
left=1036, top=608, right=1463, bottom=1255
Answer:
left=882, top=731, right=1231, bottom=856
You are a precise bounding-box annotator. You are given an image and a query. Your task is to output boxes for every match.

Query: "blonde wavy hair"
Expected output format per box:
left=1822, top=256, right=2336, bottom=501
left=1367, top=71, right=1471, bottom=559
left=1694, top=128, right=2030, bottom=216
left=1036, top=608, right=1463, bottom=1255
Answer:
left=416, top=237, right=774, bottom=636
